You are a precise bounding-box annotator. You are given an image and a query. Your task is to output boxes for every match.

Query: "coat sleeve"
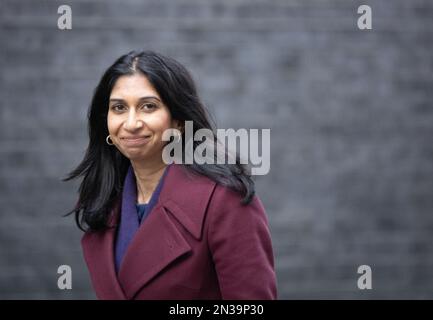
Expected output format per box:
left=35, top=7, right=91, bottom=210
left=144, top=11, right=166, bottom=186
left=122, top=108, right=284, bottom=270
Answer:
left=207, top=186, right=277, bottom=299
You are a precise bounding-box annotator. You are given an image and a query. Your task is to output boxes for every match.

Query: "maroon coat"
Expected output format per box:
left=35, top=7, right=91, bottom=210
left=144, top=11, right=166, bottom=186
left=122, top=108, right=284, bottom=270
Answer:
left=81, top=164, right=277, bottom=299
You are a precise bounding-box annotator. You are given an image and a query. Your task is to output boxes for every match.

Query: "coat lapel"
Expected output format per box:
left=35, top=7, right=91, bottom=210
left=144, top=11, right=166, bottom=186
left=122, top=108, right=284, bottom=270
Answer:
left=81, top=199, right=126, bottom=299
left=117, top=204, right=192, bottom=299
left=160, top=165, right=217, bottom=240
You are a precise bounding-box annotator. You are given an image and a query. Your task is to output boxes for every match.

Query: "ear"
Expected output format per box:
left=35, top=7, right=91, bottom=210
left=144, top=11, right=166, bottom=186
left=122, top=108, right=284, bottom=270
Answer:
left=172, top=119, right=184, bottom=133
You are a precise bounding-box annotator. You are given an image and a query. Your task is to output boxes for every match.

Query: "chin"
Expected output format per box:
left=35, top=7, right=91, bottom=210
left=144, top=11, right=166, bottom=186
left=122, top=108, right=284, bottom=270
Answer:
left=125, top=151, right=146, bottom=160
left=127, top=149, right=158, bottom=162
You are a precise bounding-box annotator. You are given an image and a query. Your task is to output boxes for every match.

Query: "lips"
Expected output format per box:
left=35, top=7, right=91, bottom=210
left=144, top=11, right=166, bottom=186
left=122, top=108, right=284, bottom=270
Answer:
left=121, top=135, right=151, bottom=147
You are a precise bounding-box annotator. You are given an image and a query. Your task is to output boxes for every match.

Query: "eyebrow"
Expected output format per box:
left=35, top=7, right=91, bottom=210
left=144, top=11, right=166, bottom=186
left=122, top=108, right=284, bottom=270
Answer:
left=109, top=96, right=161, bottom=103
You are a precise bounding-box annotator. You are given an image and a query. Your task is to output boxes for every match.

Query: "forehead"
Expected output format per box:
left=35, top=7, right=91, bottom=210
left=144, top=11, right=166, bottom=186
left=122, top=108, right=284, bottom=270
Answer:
left=110, top=73, right=160, bottom=100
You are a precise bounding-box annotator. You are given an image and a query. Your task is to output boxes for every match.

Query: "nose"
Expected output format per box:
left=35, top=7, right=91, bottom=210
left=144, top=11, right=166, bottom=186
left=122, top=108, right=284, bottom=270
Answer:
left=123, top=109, right=144, bottom=131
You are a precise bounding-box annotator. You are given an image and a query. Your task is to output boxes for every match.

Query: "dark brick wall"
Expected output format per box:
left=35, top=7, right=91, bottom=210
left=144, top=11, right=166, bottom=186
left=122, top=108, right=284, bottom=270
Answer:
left=1, top=0, right=432, bottom=299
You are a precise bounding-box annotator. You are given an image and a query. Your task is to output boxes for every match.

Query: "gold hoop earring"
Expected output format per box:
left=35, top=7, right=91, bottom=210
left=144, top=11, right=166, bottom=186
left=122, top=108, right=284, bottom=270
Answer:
left=106, top=135, right=114, bottom=146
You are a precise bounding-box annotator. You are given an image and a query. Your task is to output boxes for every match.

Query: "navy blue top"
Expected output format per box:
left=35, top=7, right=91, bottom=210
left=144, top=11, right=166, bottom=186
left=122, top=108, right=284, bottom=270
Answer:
left=136, top=203, right=149, bottom=224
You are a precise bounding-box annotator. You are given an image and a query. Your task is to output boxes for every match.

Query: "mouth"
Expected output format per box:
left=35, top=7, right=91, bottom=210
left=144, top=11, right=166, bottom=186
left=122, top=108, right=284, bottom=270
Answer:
left=121, top=135, right=151, bottom=147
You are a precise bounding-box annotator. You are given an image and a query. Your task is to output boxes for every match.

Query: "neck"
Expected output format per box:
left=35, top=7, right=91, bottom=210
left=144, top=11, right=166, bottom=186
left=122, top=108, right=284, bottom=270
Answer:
left=130, top=158, right=167, bottom=204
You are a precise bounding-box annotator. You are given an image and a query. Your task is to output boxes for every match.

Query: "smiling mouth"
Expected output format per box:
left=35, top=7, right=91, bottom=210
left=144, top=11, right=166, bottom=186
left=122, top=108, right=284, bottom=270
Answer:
left=121, top=136, right=151, bottom=146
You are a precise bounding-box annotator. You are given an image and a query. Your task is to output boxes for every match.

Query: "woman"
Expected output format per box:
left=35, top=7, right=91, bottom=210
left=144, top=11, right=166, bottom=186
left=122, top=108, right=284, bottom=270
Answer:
left=64, top=50, right=277, bottom=300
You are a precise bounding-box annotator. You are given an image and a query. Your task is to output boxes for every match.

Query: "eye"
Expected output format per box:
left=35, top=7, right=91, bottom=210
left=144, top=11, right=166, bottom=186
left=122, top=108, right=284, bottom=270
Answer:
left=141, top=103, right=157, bottom=111
left=111, top=104, right=126, bottom=112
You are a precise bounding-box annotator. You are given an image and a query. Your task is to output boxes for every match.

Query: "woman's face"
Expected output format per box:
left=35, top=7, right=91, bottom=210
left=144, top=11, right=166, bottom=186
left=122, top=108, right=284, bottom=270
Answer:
left=107, top=73, right=179, bottom=162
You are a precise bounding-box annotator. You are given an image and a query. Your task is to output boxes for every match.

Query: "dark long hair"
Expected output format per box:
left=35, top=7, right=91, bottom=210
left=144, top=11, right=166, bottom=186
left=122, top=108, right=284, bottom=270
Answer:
left=64, top=50, right=255, bottom=232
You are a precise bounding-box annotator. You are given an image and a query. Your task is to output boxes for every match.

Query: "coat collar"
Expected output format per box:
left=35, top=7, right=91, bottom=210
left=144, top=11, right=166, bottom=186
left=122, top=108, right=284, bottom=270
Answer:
left=159, top=164, right=217, bottom=240
left=81, top=164, right=216, bottom=299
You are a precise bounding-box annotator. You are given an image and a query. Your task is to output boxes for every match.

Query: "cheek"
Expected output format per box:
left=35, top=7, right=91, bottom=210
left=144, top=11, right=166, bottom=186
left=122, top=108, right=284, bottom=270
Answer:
left=150, top=112, right=173, bottom=134
left=107, top=114, right=121, bottom=134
